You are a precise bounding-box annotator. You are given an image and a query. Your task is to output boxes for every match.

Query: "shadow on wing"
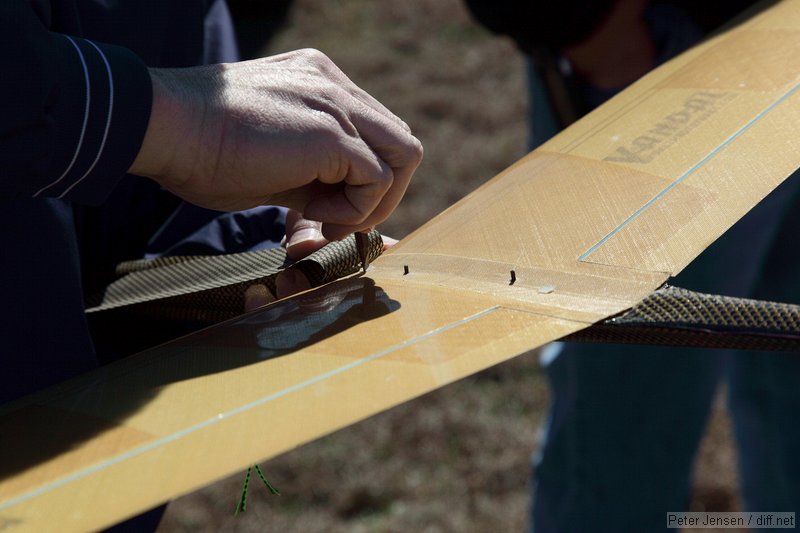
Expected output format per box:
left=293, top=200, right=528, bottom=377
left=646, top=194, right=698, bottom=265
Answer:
left=164, top=275, right=400, bottom=362
left=0, top=277, right=399, bottom=488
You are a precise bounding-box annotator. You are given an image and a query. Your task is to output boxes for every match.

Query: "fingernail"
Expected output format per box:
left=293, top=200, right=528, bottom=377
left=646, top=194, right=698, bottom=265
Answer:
left=287, top=228, right=322, bottom=248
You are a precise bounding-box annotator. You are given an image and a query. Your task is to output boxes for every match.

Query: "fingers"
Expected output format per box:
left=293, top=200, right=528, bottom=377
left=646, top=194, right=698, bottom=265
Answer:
left=243, top=273, right=313, bottom=308
left=275, top=210, right=323, bottom=300
left=284, top=209, right=328, bottom=261
left=244, top=284, right=275, bottom=312
left=381, top=235, right=398, bottom=251
left=342, top=99, right=422, bottom=232
left=303, top=102, right=422, bottom=240
left=323, top=120, right=421, bottom=239
left=275, top=269, right=311, bottom=299
left=245, top=235, right=396, bottom=309
left=288, top=51, right=421, bottom=238
left=302, top=133, right=395, bottom=233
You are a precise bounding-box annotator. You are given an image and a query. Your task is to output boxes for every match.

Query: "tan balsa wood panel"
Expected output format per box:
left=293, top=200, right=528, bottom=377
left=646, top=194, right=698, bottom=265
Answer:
left=1, top=281, right=586, bottom=533
left=4, top=2, right=800, bottom=531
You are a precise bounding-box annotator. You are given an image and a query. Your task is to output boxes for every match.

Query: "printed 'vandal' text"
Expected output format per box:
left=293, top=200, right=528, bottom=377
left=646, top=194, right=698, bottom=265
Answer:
left=605, top=91, right=734, bottom=164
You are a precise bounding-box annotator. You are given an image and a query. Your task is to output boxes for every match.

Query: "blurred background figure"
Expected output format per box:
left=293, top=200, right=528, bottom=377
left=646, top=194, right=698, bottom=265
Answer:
left=466, top=0, right=759, bottom=146
left=465, top=1, right=800, bottom=531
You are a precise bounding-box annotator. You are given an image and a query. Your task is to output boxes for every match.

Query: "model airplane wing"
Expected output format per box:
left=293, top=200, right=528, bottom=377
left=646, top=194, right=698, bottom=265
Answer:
left=4, top=1, right=800, bottom=531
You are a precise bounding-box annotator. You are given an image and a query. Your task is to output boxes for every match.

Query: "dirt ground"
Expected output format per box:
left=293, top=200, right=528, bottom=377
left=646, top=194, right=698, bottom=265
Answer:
left=157, top=1, right=743, bottom=531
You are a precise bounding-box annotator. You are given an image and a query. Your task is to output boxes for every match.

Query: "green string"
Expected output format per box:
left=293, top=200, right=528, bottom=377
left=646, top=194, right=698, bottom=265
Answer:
left=234, top=467, right=252, bottom=515
left=254, top=464, right=281, bottom=495
left=234, top=464, right=280, bottom=515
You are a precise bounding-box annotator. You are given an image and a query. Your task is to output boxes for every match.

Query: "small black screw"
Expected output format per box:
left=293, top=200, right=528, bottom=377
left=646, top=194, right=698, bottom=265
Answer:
left=403, top=265, right=409, bottom=275
left=510, top=270, right=516, bottom=285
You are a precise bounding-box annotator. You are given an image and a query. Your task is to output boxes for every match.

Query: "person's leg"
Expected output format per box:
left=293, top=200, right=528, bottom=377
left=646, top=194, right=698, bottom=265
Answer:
left=532, top=343, right=724, bottom=533
left=531, top=151, right=800, bottom=533
left=727, top=175, right=800, bottom=526
left=728, top=352, right=800, bottom=521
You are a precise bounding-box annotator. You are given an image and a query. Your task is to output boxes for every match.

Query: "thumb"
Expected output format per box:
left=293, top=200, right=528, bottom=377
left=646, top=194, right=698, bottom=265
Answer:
left=285, top=209, right=328, bottom=261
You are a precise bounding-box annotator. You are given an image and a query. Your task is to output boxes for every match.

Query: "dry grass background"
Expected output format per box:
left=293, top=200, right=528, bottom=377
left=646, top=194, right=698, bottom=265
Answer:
left=157, top=1, right=743, bottom=531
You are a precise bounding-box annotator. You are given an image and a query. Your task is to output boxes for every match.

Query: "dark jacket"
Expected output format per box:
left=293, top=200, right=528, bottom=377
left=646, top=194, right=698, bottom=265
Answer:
left=1, top=1, right=283, bottom=404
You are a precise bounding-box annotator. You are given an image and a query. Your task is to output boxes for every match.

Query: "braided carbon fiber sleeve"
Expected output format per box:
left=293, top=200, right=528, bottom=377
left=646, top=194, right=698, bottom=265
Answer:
left=89, top=239, right=800, bottom=352
left=85, top=230, right=383, bottom=322
left=568, top=286, right=800, bottom=352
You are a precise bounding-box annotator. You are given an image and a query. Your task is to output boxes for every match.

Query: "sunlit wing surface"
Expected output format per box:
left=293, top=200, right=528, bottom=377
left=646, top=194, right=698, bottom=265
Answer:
left=4, top=2, right=800, bottom=531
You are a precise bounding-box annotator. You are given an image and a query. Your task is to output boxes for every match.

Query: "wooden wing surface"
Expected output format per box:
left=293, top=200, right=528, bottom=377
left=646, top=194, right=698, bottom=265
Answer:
left=4, top=2, right=800, bottom=530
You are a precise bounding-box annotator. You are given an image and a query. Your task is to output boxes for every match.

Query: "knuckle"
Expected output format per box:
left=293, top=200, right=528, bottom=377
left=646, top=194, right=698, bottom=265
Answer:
left=301, top=48, right=336, bottom=71
left=411, top=136, right=424, bottom=161
left=377, top=168, right=394, bottom=190
left=400, top=134, right=424, bottom=165
left=299, top=47, right=325, bottom=61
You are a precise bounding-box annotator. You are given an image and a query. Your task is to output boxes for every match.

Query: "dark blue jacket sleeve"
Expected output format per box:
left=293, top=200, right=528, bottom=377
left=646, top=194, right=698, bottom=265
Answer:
left=0, top=1, right=152, bottom=205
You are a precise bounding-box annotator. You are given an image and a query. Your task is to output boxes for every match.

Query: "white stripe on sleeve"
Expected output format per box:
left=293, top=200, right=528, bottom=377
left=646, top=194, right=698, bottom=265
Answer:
left=34, top=35, right=90, bottom=197
left=58, top=40, right=115, bottom=199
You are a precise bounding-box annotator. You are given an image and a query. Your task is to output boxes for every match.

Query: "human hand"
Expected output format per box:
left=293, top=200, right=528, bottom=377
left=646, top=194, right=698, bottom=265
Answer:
left=283, top=209, right=397, bottom=259
left=130, top=49, right=422, bottom=240
left=241, top=210, right=320, bottom=311
left=244, top=210, right=397, bottom=311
